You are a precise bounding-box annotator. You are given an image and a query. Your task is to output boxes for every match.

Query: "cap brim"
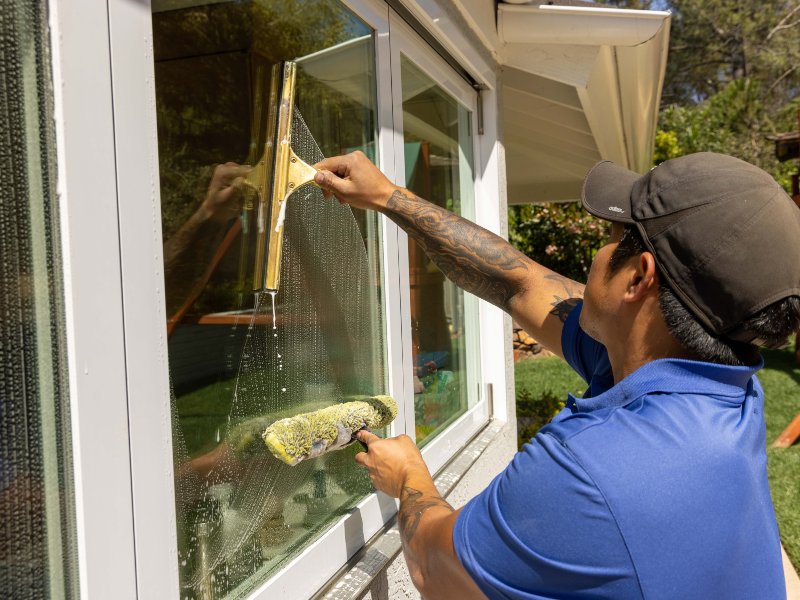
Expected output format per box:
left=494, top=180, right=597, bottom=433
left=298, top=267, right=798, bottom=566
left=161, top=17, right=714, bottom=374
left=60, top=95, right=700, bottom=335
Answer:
left=581, top=161, right=638, bottom=224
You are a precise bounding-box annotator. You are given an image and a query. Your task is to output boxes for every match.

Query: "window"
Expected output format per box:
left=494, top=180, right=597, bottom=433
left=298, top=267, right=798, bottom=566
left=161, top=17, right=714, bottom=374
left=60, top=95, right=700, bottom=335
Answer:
left=386, top=12, right=486, bottom=471
left=399, top=56, right=480, bottom=446
left=0, top=2, right=77, bottom=598
left=93, top=0, right=496, bottom=596
left=152, top=1, right=385, bottom=597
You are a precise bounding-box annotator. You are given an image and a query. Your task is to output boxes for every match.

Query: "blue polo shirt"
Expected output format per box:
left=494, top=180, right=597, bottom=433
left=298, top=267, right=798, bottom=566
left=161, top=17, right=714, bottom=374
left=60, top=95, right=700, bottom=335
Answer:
left=453, top=303, right=785, bottom=599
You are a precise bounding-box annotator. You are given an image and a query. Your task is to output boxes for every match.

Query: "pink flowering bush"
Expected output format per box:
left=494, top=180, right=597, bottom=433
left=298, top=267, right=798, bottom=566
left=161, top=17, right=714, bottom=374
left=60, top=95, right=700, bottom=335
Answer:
left=508, top=202, right=608, bottom=283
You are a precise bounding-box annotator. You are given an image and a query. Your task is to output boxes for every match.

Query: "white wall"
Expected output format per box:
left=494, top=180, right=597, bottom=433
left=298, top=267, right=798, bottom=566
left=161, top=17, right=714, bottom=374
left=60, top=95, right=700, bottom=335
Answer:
left=449, top=0, right=501, bottom=58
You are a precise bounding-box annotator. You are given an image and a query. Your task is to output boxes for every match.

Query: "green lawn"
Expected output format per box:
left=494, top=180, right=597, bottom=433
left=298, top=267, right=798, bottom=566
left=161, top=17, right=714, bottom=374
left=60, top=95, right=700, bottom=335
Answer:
left=761, top=347, right=800, bottom=566
left=515, top=347, right=800, bottom=566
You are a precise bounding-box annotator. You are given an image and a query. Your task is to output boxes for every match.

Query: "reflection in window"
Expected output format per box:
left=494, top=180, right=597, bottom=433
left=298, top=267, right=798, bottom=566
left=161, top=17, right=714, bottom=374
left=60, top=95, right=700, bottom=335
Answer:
left=400, top=56, right=478, bottom=446
left=152, top=1, right=385, bottom=597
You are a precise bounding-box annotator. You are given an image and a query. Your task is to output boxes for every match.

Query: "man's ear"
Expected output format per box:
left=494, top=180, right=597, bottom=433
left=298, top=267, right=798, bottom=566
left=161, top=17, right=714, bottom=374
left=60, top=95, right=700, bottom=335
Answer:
left=623, top=252, right=658, bottom=302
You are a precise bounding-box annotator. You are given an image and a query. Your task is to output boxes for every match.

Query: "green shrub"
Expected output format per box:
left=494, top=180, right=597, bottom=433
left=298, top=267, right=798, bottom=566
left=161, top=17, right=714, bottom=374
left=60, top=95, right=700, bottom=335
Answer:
left=516, top=387, right=565, bottom=449
left=515, top=356, right=587, bottom=449
left=508, top=203, right=607, bottom=283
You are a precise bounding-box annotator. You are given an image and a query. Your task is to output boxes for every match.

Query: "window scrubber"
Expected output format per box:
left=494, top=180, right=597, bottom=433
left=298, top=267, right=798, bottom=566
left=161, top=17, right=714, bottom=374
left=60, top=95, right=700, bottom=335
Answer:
left=262, top=395, right=397, bottom=466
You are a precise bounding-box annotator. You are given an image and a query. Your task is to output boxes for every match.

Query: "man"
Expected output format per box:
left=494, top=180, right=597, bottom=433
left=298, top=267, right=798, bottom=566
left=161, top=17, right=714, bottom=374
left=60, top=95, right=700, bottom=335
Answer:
left=313, top=151, right=800, bottom=599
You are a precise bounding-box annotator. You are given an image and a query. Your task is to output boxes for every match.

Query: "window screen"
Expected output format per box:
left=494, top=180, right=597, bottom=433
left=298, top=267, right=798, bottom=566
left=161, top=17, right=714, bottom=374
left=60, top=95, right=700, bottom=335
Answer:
left=0, top=1, right=78, bottom=598
left=152, top=1, right=385, bottom=597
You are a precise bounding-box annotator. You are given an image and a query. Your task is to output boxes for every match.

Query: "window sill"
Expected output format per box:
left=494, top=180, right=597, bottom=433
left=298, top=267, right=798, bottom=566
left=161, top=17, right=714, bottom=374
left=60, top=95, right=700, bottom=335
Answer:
left=312, top=419, right=506, bottom=600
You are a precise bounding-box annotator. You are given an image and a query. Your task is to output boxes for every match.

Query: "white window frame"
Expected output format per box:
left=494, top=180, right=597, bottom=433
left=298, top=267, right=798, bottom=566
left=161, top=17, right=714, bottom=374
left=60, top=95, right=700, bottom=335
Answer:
left=52, top=0, right=504, bottom=597
left=388, top=10, right=489, bottom=476
left=48, top=0, right=139, bottom=598
left=104, top=0, right=406, bottom=598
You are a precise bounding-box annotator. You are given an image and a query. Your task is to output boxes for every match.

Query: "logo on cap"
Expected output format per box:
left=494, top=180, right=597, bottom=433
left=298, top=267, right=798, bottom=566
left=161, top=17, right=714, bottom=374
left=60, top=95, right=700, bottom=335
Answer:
left=608, top=206, right=625, bottom=213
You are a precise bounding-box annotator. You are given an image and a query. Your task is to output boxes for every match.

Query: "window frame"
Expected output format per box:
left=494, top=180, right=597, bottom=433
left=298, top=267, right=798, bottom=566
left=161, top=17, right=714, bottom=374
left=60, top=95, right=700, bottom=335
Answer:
left=105, top=0, right=405, bottom=598
left=56, top=0, right=504, bottom=597
left=388, top=10, right=489, bottom=476
left=48, top=0, right=139, bottom=597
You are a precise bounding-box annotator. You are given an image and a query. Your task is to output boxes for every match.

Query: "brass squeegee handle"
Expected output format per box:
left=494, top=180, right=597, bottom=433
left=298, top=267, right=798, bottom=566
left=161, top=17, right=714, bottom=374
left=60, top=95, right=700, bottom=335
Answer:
left=243, top=146, right=318, bottom=293
left=241, top=148, right=318, bottom=206
left=241, top=61, right=320, bottom=294
left=286, top=148, right=318, bottom=192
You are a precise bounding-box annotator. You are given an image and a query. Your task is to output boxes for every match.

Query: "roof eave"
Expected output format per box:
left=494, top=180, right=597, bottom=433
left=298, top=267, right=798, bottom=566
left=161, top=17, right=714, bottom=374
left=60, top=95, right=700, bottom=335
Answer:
left=498, top=2, right=671, bottom=202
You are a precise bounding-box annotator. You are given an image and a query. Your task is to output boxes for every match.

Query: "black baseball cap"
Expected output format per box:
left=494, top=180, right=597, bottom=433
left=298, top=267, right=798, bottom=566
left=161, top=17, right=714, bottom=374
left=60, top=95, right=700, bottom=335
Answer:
left=581, top=152, right=800, bottom=345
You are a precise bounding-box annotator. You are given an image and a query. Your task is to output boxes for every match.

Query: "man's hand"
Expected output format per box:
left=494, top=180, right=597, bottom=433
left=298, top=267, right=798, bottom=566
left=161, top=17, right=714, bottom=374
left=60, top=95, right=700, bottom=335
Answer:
left=314, top=151, right=399, bottom=212
left=200, top=162, right=251, bottom=223
left=354, top=430, right=428, bottom=498
left=355, top=429, right=487, bottom=600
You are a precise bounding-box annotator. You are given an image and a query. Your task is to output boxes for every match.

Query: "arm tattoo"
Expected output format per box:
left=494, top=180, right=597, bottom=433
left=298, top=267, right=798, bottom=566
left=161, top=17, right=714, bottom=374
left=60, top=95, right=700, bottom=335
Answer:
left=398, top=486, right=453, bottom=545
left=543, top=274, right=584, bottom=323
left=385, top=190, right=530, bottom=310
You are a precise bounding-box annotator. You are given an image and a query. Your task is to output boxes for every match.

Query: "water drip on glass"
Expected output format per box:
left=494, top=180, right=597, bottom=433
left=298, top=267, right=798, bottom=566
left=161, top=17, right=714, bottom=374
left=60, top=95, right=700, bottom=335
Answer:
left=268, top=290, right=277, bottom=329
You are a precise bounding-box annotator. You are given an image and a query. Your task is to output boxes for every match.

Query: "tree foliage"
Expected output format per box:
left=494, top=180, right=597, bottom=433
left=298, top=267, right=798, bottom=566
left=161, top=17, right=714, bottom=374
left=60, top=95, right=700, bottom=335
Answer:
left=610, top=0, right=800, bottom=181
left=654, top=0, right=800, bottom=188
left=656, top=78, right=799, bottom=189
left=661, top=0, right=800, bottom=106
left=510, top=0, right=799, bottom=266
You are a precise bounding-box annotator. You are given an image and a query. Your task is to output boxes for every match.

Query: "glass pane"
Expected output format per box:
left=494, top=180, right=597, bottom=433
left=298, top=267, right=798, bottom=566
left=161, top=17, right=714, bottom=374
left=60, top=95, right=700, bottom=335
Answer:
left=400, top=56, right=478, bottom=446
left=152, top=1, right=385, bottom=597
left=0, top=2, right=78, bottom=598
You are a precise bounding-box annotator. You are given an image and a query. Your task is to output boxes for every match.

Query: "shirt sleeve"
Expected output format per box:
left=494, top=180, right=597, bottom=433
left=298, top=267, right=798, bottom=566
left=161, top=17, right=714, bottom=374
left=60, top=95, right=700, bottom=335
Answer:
left=561, top=301, right=613, bottom=390
left=453, top=432, right=639, bottom=599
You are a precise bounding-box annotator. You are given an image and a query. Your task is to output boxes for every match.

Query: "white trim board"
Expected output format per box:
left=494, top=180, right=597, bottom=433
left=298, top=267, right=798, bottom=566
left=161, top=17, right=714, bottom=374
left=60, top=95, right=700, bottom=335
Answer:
left=49, top=0, right=138, bottom=597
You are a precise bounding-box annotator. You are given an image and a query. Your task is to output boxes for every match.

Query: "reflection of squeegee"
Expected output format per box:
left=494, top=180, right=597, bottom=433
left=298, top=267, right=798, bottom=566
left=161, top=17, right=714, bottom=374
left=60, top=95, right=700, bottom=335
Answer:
left=166, top=62, right=316, bottom=335
left=259, top=396, right=398, bottom=466
left=243, top=61, right=318, bottom=293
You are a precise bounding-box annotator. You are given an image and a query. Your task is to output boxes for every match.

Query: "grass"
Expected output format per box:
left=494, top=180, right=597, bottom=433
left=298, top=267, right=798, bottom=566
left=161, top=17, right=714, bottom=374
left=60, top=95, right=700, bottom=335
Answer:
left=515, top=347, right=800, bottom=567
left=514, top=358, right=584, bottom=448
left=174, top=379, right=236, bottom=456
left=761, top=347, right=800, bottom=566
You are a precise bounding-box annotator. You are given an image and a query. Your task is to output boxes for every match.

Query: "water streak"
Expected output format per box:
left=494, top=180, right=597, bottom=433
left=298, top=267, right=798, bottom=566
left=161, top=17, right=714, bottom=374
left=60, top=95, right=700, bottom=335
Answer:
left=268, top=290, right=277, bottom=329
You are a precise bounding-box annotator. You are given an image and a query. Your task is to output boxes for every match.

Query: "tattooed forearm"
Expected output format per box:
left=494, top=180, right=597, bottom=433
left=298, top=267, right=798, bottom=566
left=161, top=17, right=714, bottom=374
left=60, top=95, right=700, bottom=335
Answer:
left=398, top=486, right=454, bottom=545
left=385, top=190, right=529, bottom=310
left=543, top=274, right=584, bottom=323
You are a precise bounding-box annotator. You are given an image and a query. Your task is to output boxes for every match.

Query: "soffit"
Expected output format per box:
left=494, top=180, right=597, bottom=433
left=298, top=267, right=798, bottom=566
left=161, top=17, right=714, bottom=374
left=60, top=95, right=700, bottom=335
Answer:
left=496, top=2, right=671, bottom=203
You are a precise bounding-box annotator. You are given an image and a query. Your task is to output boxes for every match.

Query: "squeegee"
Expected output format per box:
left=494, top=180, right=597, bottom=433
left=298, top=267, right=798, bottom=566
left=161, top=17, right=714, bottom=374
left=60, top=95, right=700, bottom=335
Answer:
left=243, top=61, right=318, bottom=293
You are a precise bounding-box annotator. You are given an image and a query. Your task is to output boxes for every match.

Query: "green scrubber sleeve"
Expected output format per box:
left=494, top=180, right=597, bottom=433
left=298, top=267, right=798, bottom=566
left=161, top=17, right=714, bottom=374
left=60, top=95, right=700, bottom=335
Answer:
left=262, top=395, right=397, bottom=466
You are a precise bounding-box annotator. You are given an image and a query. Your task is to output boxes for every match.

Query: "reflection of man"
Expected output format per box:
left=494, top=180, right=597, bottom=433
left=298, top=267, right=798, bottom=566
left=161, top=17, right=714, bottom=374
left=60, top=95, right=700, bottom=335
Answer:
left=794, top=186, right=800, bottom=366
left=314, top=151, right=800, bottom=599
left=164, top=162, right=250, bottom=489
left=163, top=162, right=250, bottom=316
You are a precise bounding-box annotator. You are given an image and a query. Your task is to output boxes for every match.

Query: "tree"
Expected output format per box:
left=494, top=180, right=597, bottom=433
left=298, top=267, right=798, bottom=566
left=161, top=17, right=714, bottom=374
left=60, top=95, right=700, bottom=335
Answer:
left=654, top=0, right=800, bottom=184
left=510, top=0, right=799, bottom=272
left=661, top=0, right=800, bottom=107
left=656, top=78, right=799, bottom=189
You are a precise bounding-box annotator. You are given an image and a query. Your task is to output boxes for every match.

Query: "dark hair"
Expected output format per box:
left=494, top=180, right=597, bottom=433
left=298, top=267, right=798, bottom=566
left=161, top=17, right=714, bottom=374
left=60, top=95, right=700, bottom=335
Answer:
left=608, top=225, right=800, bottom=366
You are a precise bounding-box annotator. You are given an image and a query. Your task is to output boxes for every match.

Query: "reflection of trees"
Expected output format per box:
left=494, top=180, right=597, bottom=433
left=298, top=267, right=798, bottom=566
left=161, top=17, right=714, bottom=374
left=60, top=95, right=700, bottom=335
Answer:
left=154, top=0, right=375, bottom=333
left=155, top=3, right=383, bottom=595
left=154, top=0, right=365, bottom=242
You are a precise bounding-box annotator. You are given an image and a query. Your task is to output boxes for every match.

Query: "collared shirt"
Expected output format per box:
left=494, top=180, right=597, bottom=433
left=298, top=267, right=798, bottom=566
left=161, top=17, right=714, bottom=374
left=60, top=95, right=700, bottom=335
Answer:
left=453, top=303, right=785, bottom=599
